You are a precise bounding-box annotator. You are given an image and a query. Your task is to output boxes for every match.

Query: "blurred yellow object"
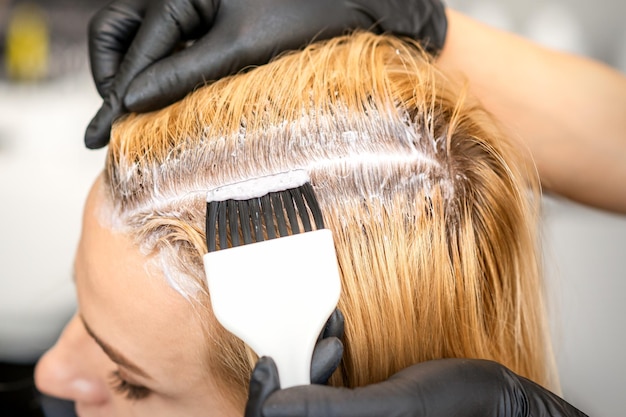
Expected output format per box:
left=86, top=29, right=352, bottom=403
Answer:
left=5, top=3, right=49, bottom=81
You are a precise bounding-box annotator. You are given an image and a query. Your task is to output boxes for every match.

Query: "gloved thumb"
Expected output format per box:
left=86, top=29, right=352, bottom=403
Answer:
left=311, top=308, right=344, bottom=384
left=310, top=337, right=343, bottom=385
left=85, top=92, right=123, bottom=149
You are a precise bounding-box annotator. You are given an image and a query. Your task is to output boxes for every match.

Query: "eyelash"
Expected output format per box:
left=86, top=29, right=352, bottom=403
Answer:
left=109, top=370, right=151, bottom=401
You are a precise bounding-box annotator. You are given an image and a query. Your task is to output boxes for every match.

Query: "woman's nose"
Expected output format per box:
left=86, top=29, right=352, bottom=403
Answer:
left=35, top=314, right=110, bottom=405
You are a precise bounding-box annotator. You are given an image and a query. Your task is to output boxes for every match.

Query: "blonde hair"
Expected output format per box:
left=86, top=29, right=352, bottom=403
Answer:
left=105, top=32, right=556, bottom=410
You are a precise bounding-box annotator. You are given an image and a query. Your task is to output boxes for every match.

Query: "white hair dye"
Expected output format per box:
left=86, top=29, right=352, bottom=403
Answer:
left=106, top=99, right=458, bottom=301
left=206, top=170, right=309, bottom=202
left=153, top=253, right=205, bottom=301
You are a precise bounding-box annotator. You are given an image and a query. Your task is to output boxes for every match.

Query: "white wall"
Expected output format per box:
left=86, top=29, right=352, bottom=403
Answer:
left=447, top=0, right=626, bottom=70
left=543, top=197, right=626, bottom=416
left=0, top=71, right=104, bottom=362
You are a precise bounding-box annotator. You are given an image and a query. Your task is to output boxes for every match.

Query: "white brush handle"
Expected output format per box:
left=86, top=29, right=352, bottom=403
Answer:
left=204, top=230, right=341, bottom=388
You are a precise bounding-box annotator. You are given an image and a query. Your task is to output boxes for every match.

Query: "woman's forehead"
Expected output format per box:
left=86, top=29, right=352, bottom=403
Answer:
left=75, top=178, right=211, bottom=387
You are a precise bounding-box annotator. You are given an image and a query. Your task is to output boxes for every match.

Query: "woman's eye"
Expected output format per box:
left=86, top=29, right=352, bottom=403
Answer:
left=109, top=370, right=152, bottom=401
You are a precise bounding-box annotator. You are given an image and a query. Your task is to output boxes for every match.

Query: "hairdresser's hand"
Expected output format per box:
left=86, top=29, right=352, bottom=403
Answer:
left=245, top=357, right=588, bottom=417
left=85, top=0, right=447, bottom=148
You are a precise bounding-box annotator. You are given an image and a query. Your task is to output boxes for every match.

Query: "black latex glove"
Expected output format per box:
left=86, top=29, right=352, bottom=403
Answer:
left=307, top=308, right=345, bottom=386
left=85, top=0, right=448, bottom=148
left=245, top=357, right=589, bottom=417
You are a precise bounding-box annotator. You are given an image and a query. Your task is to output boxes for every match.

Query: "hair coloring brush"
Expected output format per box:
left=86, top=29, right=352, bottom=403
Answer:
left=203, top=170, right=341, bottom=388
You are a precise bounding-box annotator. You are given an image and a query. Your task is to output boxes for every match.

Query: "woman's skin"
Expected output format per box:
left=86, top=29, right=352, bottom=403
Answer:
left=437, top=10, right=626, bottom=213
left=34, top=177, right=239, bottom=417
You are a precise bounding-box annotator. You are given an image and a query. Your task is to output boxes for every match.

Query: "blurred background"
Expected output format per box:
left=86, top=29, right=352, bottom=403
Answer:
left=0, top=0, right=624, bottom=416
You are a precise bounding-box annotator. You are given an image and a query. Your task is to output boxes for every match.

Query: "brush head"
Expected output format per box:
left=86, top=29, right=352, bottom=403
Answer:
left=205, top=170, right=325, bottom=252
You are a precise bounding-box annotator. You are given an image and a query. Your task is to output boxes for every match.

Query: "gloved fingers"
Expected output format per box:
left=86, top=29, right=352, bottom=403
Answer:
left=264, top=359, right=497, bottom=417
left=123, top=0, right=373, bottom=112
left=245, top=357, right=281, bottom=417
left=88, top=0, right=149, bottom=98
left=357, top=0, right=448, bottom=53
left=263, top=364, right=469, bottom=417
left=86, top=0, right=221, bottom=147
left=116, top=0, right=218, bottom=87
left=308, top=308, right=344, bottom=384
left=121, top=39, right=221, bottom=112
left=321, top=308, right=345, bottom=341
left=123, top=15, right=280, bottom=112
left=85, top=92, right=124, bottom=149
left=263, top=358, right=590, bottom=417
left=262, top=384, right=377, bottom=417
left=310, top=337, right=343, bottom=385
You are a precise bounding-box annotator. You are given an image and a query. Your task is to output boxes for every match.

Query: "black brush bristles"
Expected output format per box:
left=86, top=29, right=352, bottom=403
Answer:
left=206, top=183, right=325, bottom=252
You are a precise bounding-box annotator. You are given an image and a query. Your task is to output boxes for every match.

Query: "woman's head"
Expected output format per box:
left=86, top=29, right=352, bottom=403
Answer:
left=36, top=32, right=554, bottom=416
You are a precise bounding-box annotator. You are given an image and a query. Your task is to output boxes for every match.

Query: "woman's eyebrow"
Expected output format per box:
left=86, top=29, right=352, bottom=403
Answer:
left=79, top=314, right=153, bottom=380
